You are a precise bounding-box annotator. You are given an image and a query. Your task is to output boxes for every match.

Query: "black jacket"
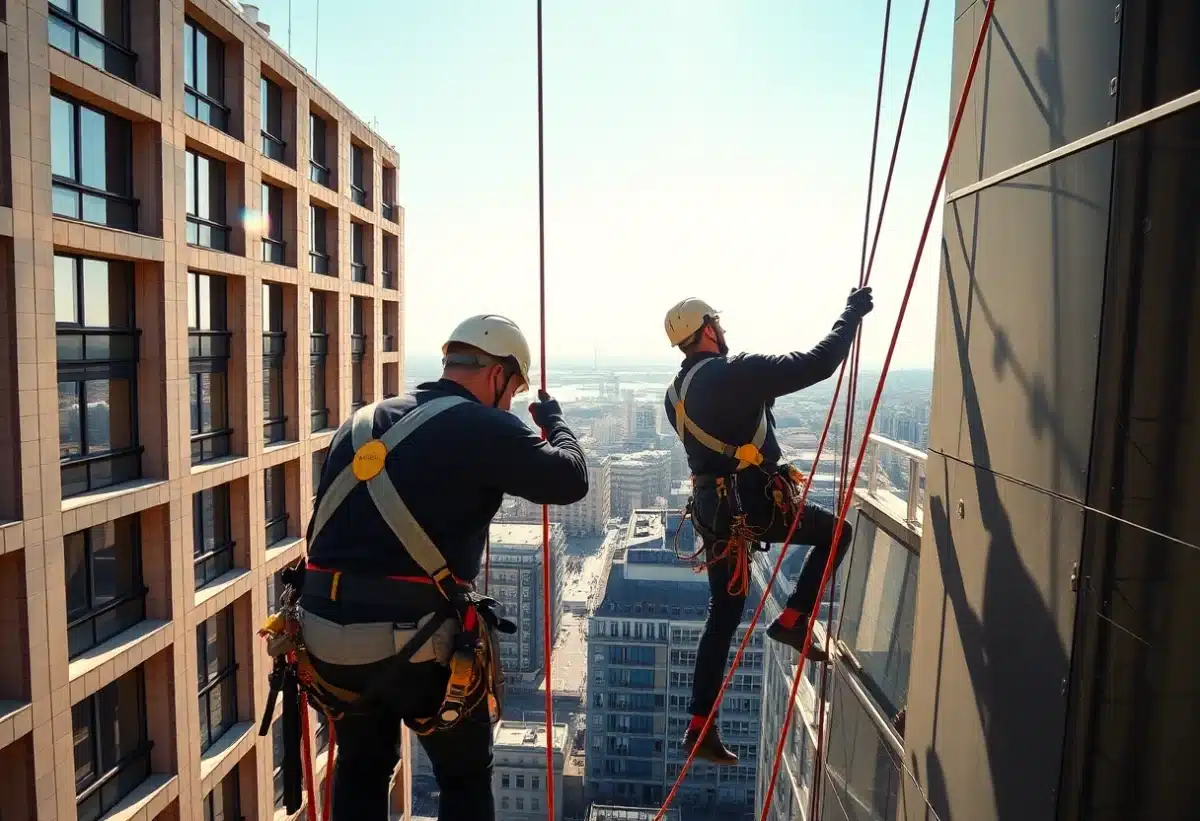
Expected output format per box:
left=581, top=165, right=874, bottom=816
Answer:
left=664, top=308, right=862, bottom=481
left=306, top=379, right=588, bottom=584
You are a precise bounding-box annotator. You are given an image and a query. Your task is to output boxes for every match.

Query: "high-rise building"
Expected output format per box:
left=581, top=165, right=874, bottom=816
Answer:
left=586, top=509, right=764, bottom=819
left=0, top=2, right=406, bottom=819
left=493, top=720, right=570, bottom=821
left=481, top=522, right=567, bottom=683
left=608, top=451, right=671, bottom=518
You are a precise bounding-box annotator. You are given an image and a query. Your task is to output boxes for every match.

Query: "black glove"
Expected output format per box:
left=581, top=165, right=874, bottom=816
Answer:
left=846, top=286, right=874, bottom=317
left=528, top=390, right=563, bottom=429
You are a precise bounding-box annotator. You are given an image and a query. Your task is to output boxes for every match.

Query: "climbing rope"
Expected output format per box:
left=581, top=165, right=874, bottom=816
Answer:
left=534, top=2, right=556, bottom=820
left=761, top=2, right=998, bottom=819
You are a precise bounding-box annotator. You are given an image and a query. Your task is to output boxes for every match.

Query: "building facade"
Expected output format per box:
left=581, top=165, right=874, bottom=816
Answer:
left=0, top=1, right=407, bottom=820
left=607, top=451, right=671, bottom=518
left=482, top=521, right=567, bottom=682
left=586, top=510, right=764, bottom=819
left=493, top=720, right=569, bottom=821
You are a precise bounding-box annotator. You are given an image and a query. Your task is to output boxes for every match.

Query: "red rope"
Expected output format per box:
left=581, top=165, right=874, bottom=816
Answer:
left=535, top=2, right=556, bottom=820
left=322, top=717, right=337, bottom=821
left=759, top=2, right=997, bottom=817
left=298, top=691, right=318, bottom=821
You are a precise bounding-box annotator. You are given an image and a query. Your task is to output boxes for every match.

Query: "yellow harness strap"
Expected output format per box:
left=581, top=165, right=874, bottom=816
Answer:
left=667, top=358, right=767, bottom=470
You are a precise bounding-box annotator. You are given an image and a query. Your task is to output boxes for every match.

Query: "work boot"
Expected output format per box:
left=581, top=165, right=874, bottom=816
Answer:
left=767, top=617, right=829, bottom=663
left=682, top=724, right=738, bottom=766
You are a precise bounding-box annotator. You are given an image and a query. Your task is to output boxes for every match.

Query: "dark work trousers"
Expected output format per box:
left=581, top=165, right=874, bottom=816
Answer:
left=308, top=653, right=495, bottom=821
left=687, top=482, right=853, bottom=719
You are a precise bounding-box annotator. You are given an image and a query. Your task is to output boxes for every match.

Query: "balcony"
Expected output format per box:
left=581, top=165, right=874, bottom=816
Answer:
left=382, top=202, right=398, bottom=222
left=382, top=334, right=396, bottom=353
left=382, top=269, right=396, bottom=290
left=351, top=262, right=369, bottom=284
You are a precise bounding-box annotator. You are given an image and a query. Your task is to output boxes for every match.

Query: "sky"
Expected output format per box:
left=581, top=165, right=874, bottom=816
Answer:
left=260, top=0, right=956, bottom=369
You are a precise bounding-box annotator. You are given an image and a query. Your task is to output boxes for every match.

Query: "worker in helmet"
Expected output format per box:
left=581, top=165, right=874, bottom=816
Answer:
left=662, top=290, right=873, bottom=764
left=296, top=315, right=588, bottom=820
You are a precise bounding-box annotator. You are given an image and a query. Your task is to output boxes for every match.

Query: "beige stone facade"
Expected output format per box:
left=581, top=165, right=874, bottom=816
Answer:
left=0, top=0, right=409, bottom=819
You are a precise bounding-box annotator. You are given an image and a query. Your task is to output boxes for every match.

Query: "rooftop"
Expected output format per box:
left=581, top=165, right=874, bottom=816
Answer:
left=489, top=522, right=562, bottom=549
left=494, top=720, right=570, bottom=754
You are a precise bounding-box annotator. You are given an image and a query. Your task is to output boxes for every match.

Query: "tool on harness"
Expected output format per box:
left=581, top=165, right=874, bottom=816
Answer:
left=666, top=357, right=768, bottom=471
left=676, top=465, right=808, bottom=597
left=259, top=397, right=514, bottom=747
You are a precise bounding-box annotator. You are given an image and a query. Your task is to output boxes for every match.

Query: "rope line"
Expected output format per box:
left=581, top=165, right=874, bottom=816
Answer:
left=534, top=3, right=556, bottom=820
left=759, top=2, right=998, bottom=818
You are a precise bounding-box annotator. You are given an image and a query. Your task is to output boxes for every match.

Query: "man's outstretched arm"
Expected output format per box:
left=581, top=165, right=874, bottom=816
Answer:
left=478, top=393, right=589, bottom=506
left=732, top=287, right=874, bottom=400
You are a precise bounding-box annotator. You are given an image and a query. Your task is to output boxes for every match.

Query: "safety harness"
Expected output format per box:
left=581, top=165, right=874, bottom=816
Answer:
left=258, top=397, right=514, bottom=817
left=667, top=358, right=807, bottom=595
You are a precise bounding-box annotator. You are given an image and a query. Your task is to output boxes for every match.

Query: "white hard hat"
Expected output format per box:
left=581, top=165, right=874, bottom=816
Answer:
left=443, top=314, right=532, bottom=392
left=664, top=298, right=719, bottom=347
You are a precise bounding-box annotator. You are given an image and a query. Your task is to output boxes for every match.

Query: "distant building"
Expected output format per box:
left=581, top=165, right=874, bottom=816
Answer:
left=494, top=721, right=570, bottom=821
left=481, top=522, right=567, bottom=681
left=586, top=510, right=765, bottom=819
left=608, top=451, right=672, bottom=517
left=554, top=454, right=612, bottom=536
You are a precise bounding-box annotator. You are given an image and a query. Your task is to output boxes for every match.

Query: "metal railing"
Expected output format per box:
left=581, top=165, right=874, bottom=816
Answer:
left=863, top=433, right=927, bottom=528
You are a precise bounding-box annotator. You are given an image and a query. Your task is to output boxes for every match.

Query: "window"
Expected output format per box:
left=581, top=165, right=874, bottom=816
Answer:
left=381, top=166, right=398, bottom=222
left=51, top=93, right=136, bottom=230
left=197, top=608, right=238, bottom=752
left=48, top=0, right=136, bottom=82
left=532, top=775, right=540, bottom=790
left=837, top=518, right=919, bottom=720
left=73, top=668, right=150, bottom=821
left=261, top=183, right=285, bottom=264
left=203, top=768, right=240, bottom=821
left=264, top=465, right=288, bottom=546
left=382, top=233, right=397, bottom=289
left=351, top=221, right=368, bottom=283
left=188, top=272, right=232, bottom=464
left=309, top=292, right=329, bottom=432
left=272, top=720, right=285, bottom=808
left=516, top=774, right=525, bottom=789
left=350, top=143, right=368, bottom=206
left=184, top=18, right=229, bottom=131
left=350, top=298, right=366, bottom=410
left=186, top=150, right=230, bottom=251
left=193, top=484, right=234, bottom=588
left=260, top=73, right=285, bottom=161
left=262, top=282, right=286, bottom=443
left=309, top=204, right=330, bottom=274
left=65, top=516, right=146, bottom=659
left=309, top=113, right=331, bottom=186
left=311, top=448, right=328, bottom=502
left=55, top=254, right=141, bottom=498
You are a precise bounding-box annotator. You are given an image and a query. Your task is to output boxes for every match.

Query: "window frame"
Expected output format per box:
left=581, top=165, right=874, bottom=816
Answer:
left=48, top=0, right=137, bottom=83
left=51, top=91, right=138, bottom=231
left=262, top=282, right=287, bottom=443
left=65, top=516, right=147, bottom=660
left=309, top=292, right=330, bottom=432
left=260, top=182, right=286, bottom=264
left=196, top=607, right=239, bottom=753
left=311, top=448, right=328, bottom=503
left=381, top=232, right=397, bottom=289
left=350, top=143, right=368, bottom=206
left=260, top=73, right=286, bottom=161
left=203, top=767, right=240, bottom=821
left=264, top=464, right=289, bottom=546
left=309, top=112, right=331, bottom=187
left=187, top=271, right=233, bottom=465
left=350, top=221, right=368, bottom=283
left=309, top=203, right=331, bottom=274
left=183, top=17, right=231, bottom=132
left=185, top=149, right=232, bottom=252
left=193, top=483, right=235, bottom=589
left=349, top=297, right=366, bottom=411
left=73, top=668, right=152, bottom=821
left=56, top=254, right=143, bottom=498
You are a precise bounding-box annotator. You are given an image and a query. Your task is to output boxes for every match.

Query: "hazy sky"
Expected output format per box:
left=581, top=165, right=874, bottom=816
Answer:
left=266, top=0, right=956, bottom=368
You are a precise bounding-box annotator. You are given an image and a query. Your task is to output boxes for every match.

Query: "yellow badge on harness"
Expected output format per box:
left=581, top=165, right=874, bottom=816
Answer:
left=352, top=440, right=388, bottom=480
